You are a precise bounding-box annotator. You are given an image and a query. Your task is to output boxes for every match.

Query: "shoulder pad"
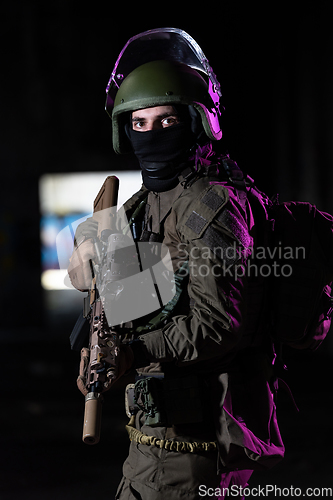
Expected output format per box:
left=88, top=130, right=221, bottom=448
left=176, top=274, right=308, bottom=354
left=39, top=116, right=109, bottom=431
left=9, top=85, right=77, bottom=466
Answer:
left=173, top=177, right=229, bottom=240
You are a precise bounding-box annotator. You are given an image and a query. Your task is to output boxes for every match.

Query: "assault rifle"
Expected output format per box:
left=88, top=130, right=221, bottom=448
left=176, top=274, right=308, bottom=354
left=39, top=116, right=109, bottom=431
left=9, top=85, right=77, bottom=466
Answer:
left=69, top=175, right=174, bottom=444
left=71, top=175, right=129, bottom=445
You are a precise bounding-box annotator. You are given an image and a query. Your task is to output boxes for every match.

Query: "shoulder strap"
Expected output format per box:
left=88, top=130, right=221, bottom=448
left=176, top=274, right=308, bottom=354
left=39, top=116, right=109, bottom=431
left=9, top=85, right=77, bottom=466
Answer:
left=216, top=155, right=249, bottom=211
left=219, top=155, right=247, bottom=191
left=122, top=184, right=148, bottom=217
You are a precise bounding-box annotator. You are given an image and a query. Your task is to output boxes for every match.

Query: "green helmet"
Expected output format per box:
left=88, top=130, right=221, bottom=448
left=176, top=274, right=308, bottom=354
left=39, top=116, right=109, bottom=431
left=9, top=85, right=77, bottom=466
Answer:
left=105, top=28, right=223, bottom=154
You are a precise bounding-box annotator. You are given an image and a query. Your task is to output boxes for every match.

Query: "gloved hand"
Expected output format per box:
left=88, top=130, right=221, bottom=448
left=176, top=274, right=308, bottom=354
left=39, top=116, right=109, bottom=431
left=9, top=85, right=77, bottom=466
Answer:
left=77, top=344, right=135, bottom=396
left=67, top=217, right=99, bottom=291
left=74, top=217, right=99, bottom=247
left=68, top=239, right=96, bottom=291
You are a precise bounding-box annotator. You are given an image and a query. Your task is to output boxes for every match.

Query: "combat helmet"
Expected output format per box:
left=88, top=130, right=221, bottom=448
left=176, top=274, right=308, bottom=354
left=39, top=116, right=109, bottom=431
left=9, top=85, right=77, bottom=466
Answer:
left=105, top=28, right=223, bottom=154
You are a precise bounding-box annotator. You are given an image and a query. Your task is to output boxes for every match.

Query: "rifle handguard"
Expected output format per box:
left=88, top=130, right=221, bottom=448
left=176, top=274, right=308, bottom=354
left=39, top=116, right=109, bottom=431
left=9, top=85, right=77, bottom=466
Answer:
left=82, top=392, right=103, bottom=445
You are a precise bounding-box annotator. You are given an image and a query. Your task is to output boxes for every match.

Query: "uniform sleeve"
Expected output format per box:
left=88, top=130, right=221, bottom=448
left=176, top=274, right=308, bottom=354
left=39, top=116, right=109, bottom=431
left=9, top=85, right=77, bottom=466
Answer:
left=137, top=187, right=254, bottom=366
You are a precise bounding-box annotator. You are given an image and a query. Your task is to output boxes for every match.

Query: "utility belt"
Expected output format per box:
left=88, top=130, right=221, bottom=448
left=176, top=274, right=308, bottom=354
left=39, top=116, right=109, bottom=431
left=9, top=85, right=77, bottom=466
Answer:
left=125, top=373, right=218, bottom=454
left=125, top=373, right=206, bottom=427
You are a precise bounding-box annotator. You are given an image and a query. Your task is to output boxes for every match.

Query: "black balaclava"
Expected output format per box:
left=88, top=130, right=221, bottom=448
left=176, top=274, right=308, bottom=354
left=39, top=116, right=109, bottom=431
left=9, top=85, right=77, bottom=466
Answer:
left=125, top=106, right=202, bottom=192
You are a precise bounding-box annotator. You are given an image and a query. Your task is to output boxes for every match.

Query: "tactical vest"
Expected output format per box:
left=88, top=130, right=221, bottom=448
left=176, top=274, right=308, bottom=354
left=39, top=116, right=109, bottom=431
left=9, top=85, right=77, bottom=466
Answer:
left=126, top=155, right=333, bottom=352
left=124, top=157, right=267, bottom=347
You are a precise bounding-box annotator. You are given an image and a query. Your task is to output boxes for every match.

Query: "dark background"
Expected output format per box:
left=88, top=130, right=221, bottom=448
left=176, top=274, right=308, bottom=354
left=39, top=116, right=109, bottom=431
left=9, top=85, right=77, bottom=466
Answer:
left=1, top=3, right=333, bottom=499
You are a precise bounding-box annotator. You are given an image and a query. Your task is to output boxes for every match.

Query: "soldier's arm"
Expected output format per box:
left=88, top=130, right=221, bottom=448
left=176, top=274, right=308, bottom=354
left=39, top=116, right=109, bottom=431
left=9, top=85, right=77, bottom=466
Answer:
left=131, top=191, right=252, bottom=367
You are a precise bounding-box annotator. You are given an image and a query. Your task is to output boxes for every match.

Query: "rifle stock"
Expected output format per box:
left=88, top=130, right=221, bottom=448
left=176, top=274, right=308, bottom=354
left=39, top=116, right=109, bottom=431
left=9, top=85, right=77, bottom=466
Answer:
left=82, top=175, right=120, bottom=445
left=93, top=175, right=119, bottom=238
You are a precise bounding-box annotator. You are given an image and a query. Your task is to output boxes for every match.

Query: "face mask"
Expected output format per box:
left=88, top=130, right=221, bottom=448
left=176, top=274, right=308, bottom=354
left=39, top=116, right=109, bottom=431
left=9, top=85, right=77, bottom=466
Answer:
left=125, top=122, right=196, bottom=192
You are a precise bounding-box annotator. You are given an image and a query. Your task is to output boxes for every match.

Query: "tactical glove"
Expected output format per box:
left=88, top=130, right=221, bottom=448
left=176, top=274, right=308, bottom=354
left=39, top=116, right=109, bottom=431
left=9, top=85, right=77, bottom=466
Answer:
left=68, top=239, right=95, bottom=291
left=74, top=217, right=98, bottom=247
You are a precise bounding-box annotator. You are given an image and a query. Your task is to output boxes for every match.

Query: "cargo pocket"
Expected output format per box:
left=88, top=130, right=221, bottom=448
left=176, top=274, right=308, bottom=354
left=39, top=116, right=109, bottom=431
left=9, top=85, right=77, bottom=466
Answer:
left=115, top=477, right=143, bottom=500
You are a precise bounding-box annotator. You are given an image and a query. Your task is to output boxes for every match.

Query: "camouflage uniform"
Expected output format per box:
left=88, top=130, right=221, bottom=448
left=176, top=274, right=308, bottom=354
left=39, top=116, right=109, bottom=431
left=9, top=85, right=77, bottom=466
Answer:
left=115, top=164, right=284, bottom=500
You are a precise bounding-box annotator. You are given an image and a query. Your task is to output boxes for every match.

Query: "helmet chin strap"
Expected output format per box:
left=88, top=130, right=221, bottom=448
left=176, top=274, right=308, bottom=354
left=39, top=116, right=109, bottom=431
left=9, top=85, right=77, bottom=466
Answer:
left=188, top=105, right=203, bottom=138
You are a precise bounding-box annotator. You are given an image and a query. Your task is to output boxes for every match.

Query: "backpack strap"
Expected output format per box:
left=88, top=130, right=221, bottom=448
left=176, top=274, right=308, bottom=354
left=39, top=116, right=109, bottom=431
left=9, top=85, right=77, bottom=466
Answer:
left=218, top=155, right=248, bottom=211
left=219, top=155, right=246, bottom=189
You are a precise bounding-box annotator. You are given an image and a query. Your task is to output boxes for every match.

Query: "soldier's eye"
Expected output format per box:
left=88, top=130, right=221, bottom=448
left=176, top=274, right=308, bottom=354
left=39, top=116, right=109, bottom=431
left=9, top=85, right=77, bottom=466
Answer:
left=161, top=116, right=179, bottom=128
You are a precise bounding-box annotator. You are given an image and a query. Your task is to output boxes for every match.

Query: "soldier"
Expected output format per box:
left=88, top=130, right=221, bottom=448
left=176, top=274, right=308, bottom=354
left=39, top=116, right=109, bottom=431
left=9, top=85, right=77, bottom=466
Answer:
left=69, top=29, right=286, bottom=499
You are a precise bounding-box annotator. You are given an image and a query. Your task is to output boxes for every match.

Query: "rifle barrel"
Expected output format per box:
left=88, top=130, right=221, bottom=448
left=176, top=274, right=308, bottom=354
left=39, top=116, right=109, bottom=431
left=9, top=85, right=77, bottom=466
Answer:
left=82, top=391, right=103, bottom=445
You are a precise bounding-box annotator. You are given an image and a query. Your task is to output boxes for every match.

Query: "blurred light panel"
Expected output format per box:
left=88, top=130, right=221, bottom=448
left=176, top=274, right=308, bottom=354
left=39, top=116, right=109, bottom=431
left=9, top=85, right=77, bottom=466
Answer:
left=39, top=171, right=142, bottom=290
